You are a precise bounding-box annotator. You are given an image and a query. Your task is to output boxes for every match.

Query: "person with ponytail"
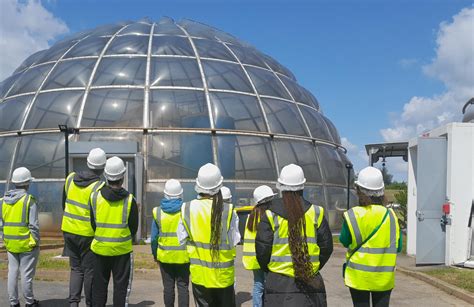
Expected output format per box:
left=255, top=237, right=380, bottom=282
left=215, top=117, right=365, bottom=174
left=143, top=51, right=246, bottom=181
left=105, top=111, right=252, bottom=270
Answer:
left=242, top=185, right=276, bottom=307
left=255, top=164, right=333, bottom=306
left=177, top=163, right=240, bottom=307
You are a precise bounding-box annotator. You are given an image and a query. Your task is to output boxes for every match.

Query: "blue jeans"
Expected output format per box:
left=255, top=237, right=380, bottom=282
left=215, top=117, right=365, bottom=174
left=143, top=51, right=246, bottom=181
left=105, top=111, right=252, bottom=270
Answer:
left=252, top=269, right=265, bottom=307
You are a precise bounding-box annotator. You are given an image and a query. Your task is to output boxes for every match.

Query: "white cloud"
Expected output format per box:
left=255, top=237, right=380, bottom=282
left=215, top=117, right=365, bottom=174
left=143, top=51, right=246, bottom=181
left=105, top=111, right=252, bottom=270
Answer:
left=381, top=7, right=474, bottom=142
left=341, top=137, right=369, bottom=173
left=0, top=0, right=69, bottom=80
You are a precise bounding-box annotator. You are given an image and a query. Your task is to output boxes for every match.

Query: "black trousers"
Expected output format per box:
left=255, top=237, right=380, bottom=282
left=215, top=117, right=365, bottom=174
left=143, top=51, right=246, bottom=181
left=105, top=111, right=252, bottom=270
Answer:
left=192, top=283, right=235, bottom=307
left=349, top=288, right=392, bottom=307
left=63, top=232, right=95, bottom=307
left=92, top=253, right=133, bottom=307
left=159, top=262, right=190, bottom=307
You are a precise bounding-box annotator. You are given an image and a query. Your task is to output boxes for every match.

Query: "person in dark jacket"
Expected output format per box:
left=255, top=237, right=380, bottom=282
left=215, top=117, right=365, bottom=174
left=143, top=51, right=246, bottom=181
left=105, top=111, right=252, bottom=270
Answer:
left=62, top=148, right=106, bottom=307
left=255, top=164, right=333, bottom=307
left=89, top=157, right=139, bottom=307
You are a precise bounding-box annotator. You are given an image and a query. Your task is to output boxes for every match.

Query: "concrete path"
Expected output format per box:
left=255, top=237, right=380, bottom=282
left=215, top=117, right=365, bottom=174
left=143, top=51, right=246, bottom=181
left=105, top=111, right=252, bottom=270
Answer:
left=0, top=246, right=469, bottom=306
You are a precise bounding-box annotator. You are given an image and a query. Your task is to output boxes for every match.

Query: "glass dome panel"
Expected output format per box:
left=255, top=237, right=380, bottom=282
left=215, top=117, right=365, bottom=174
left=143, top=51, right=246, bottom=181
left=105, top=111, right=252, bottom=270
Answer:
left=179, top=20, right=217, bottom=40
left=148, top=133, right=213, bottom=179
left=203, top=60, right=253, bottom=93
left=303, top=185, right=326, bottom=209
left=92, top=58, right=146, bottom=86
left=43, top=59, right=95, bottom=90
left=338, top=150, right=355, bottom=183
left=24, top=91, right=83, bottom=129
left=227, top=45, right=267, bottom=67
left=217, top=135, right=276, bottom=180
left=317, top=145, right=346, bottom=185
left=211, top=92, right=266, bottom=132
left=38, top=41, right=74, bottom=63
left=262, top=98, right=308, bottom=136
left=261, top=53, right=296, bottom=81
left=14, top=133, right=65, bottom=178
left=246, top=67, right=291, bottom=99
left=105, top=35, right=149, bottom=55
left=149, top=89, right=209, bottom=128
left=280, top=77, right=317, bottom=108
left=150, top=58, right=202, bottom=88
left=0, top=95, right=32, bottom=131
left=274, top=139, right=322, bottom=183
left=153, top=19, right=185, bottom=36
left=194, top=39, right=235, bottom=61
left=0, top=137, right=17, bottom=180
left=8, top=64, right=54, bottom=96
left=326, top=187, right=352, bottom=212
left=322, top=116, right=341, bottom=145
left=119, top=23, right=151, bottom=35
left=64, top=36, right=109, bottom=58
left=151, top=36, right=194, bottom=56
left=300, top=106, right=332, bottom=141
left=13, top=49, right=48, bottom=74
left=0, top=73, right=21, bottom=99
left=81, top=89, right=143, bottom=127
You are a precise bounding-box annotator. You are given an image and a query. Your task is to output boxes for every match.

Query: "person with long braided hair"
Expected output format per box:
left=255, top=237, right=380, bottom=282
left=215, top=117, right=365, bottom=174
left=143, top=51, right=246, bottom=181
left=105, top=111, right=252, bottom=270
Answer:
left=177, top=163, right=240, bottom=307
left=242, top=185, right=276, bottom=307
left=255, top=164, right=333, bottom=306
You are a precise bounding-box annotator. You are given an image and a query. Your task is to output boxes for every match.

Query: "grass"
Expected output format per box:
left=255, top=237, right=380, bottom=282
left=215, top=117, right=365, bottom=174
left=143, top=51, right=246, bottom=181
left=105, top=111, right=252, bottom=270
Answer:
left=133, top=251, right=157, bottom=270
left=424, top=267, right=474, bottom=293
left=0, top=251, right=68, bottom=270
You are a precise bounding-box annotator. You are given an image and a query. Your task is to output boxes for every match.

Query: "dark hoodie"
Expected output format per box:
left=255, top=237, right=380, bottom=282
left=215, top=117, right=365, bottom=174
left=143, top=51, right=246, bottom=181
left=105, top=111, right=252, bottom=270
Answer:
left=62, top=170, right=101, bottom=210
left=89, top=185, right=139, bottom=237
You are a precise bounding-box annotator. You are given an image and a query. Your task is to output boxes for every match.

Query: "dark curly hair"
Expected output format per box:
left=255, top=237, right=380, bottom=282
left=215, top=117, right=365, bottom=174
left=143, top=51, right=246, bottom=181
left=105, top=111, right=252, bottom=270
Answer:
left=210, top=190, right=224, bottom=262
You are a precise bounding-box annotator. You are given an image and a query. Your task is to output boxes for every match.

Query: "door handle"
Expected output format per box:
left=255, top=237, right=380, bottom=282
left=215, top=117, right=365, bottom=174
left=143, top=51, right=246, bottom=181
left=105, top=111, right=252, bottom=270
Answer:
left=416, top=210, right=424, bottom=221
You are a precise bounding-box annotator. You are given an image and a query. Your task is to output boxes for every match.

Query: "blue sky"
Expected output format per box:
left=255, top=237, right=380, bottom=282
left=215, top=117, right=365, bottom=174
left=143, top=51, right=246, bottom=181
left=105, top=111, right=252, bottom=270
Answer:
left=2, top=0, right=473, bottom=180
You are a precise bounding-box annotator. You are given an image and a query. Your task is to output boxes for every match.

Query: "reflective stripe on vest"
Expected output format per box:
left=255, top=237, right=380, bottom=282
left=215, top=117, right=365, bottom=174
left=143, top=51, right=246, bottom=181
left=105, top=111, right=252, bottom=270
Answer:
left=90, top=191, right=133, bottom=256
left=181, top=199, right=235, bottom=288
left=1, top=194, right=35, bottom=253
left=266, top=204, right=323, bottom=278
left=61, top=172, right=103, bottom=237
left=153, top=206, right=189, bottom=264
left=242, top=217, right=259, bottom=270
left=343, top=206, right=399, bottom=291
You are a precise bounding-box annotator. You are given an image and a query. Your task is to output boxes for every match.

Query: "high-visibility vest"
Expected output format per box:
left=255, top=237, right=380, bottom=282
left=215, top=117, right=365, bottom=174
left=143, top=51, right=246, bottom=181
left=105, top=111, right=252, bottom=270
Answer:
left=343, top=205, right=400, bottom=291
left=181, top=199, right=235, bottom=288
left=242, top=216, right=260, bottom=270
left=266, top=205, right=323, bottom=278
left=90, top=190, right=133, bottom=256
left=61, top=172, right=103, bottom=237
left=1, top=194, right=36, bottom=253
left=153, top=206, right=189, bottom=264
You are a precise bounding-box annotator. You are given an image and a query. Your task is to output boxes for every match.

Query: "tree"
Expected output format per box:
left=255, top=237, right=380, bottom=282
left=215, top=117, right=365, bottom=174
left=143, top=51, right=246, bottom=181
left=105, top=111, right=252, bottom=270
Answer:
left=380, top=165, right=393, bottom=186
left=394, top=187, right=408, bottom=230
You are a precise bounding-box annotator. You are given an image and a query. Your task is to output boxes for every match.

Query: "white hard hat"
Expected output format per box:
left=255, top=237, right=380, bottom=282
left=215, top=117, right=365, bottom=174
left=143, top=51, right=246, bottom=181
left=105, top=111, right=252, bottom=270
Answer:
left=221, top=186, right=232, bottom=201
left=276, top=164, right=306, bottom=192
left=11, top=167, right=34, bottom=185
left=253, top=185, right=276, bottom=205
left=104, top=156, right=126, bottom=181
left=87, top=148, right=106, bottom=170
left=355, top=166, right=384, bottom=196
left=195, top=163, right=224, bottom=196
left=164, top=179, right=183, bottom=199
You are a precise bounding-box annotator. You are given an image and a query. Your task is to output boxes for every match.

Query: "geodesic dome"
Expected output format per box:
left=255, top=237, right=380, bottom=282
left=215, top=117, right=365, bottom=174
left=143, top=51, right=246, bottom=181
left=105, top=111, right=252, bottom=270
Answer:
left=0, top=17, right=355, bottom=232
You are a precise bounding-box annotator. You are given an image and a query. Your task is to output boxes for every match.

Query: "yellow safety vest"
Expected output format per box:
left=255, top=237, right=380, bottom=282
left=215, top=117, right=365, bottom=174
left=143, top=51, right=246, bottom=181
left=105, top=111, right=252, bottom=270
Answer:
left=1, top=194, right=36, bottom=253
left=153, top=207, right=189, bottom=264
left=343, top=205, right=400, bottom=291
left=181, top=199, right=235, bottom=288
left=90, top=191, right=133, bottom=256
left=62, top=172, right=103, bottom=237
left=266, top=205, right=323, bottom=278
left=242, top=216, right=260, bottom=270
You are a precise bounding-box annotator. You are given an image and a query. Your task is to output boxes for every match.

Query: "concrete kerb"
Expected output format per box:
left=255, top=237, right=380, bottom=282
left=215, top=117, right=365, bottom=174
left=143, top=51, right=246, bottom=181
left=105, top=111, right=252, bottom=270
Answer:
left=397, top=266, right=474, bottom=304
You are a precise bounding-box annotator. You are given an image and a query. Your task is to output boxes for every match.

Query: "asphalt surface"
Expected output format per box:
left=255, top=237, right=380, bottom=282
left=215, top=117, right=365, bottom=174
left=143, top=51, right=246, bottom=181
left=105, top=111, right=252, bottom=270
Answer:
left=0, top=246, right=469, bottom=306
